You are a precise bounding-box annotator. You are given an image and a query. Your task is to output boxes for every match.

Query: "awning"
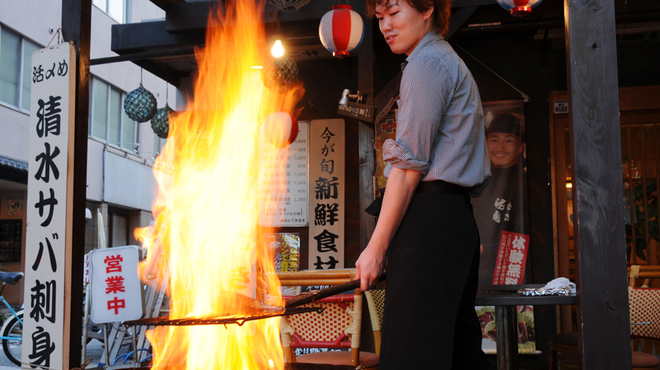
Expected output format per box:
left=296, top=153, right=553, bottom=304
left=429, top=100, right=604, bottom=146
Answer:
left=0, top=156, right=28, bottom=184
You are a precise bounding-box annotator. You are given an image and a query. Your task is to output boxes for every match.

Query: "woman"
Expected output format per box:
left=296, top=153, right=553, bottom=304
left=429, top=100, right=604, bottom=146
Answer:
left=355, top=0, right=492, bottom=368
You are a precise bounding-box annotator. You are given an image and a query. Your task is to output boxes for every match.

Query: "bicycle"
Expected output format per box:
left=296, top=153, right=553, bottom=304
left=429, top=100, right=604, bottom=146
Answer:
left=0, top=271, right=25, bottom=366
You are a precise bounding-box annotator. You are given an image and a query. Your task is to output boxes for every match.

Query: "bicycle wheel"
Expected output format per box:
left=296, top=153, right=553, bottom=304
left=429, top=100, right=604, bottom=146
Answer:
left=2, top=311, right=22, bottom=366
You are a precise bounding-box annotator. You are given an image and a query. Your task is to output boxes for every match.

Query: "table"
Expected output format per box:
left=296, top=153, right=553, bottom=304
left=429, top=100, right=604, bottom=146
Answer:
left=475, top=284, right=577, bottom=370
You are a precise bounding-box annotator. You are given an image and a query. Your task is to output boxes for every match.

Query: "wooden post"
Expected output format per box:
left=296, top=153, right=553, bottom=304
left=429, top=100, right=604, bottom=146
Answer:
left=61, top=0, right=91, bottom=367
left=564, top=0, right=631, bottom=368
left=358, top=16, right=375, bottom=248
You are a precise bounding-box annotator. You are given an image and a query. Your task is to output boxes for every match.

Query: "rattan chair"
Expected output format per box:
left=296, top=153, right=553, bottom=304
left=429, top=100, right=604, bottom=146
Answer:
left=557, top=287, right=660, bottom=369
left=548, top=332, right=578, bottom=370
left=364, top=289, right=385, bottom=355
left=629, top=265, right=660, bottom=288
left=277, top=270, right=379, bottom=370
left=550, top=265, right=660, bottom=370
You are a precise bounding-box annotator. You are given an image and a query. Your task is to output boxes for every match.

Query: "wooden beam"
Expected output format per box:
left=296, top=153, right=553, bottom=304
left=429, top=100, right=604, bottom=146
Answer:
left=61, top=0, right=91, bottom=368
left=111, top=22, right=203, bottom=54
left=163, top=0, right=365, bottom=34
left=452, top=0, right=495, bottom=6
left=564, top=0, right=631, bottom=368
left=358, top=16, right=376, bottom=252
left=149, top=0, right=185, bottom=12
left=447, top=6, right=479, bottom=40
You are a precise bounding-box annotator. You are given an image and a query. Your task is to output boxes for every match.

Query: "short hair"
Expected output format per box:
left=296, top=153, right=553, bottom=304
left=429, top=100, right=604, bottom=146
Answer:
left=364, top=0, right=453, bottom=37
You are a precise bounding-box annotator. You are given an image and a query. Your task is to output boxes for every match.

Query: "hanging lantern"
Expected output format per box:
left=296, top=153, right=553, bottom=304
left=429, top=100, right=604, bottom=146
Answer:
left=497, top=0, right=542, bottom=17
left=268, top=0, right=310, bottom=13
left=319, top=4, right=364, bottom=58
left=262, top=56, right=300, bottom=92
left=124, top=84, right=157, bottom=122
left=263, top=112, right=298, bottom=148
left=151, top=105, right=176, bottom=139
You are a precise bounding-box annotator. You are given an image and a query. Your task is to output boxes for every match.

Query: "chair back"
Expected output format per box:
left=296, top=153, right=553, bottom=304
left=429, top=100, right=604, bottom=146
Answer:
left=629, top=287, right=660, bottom=340
left=277, top=270, right=366, bottom=366
left=628, top=265, right=660, bottom=287
left=364, top=289, right=385, bottom=355
left=281, top=294, right=361, bottom=349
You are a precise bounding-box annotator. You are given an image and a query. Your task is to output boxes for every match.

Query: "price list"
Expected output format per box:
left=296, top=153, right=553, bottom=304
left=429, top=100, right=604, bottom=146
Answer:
left=258, top=121, right=309, bottom=227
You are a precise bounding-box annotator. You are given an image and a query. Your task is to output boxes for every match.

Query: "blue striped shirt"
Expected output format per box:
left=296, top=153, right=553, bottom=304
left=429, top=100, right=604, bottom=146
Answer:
left=383, top=31, right=491, bottom=195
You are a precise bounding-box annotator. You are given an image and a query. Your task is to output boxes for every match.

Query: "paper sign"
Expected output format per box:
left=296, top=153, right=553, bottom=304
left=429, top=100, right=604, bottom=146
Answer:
left=89, top=245, right=144, bottom=323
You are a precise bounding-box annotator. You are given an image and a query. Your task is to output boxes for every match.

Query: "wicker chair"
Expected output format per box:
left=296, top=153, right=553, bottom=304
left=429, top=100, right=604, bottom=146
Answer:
left=364, top=289, right=385, bottom=355
left=629, top=265, right=660, bottom=288
left=557, top=287, right=660, bottom=369
left=550, top=265, right=660, bottom=370
left=278, top=270, right=379, bottom=370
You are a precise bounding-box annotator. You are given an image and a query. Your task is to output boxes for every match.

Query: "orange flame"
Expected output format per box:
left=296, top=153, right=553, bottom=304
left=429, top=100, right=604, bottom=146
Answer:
left=135, top=1, right=304, bottom=368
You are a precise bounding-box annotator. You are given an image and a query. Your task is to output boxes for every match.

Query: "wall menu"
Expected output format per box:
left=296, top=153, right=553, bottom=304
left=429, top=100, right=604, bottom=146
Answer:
left=0, top=220, right=21, bottom=263
left=258, top=121, right=309, bottom=227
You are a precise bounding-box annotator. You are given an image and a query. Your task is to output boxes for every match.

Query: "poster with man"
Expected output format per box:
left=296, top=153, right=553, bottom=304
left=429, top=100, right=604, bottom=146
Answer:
left=472, top=100, right=530, bottom=286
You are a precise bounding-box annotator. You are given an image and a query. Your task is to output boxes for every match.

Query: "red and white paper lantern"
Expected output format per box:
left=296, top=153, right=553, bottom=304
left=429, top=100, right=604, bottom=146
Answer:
left=263, top=112, right=298, bottom=148
left=319, top=4, right=364, bottom=58
left=497, top=0, right=542, bottom=17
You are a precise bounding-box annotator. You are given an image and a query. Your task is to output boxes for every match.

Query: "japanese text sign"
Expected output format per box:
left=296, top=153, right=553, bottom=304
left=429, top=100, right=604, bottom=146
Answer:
left=89, top=246, right=144, bottom=323
left=23, top=42, right=75, bottom=369
left=308, top=119, right=345, bottom=270
left=492, top=231, right=529, bottom=285
left=258, top=122, right=309, bottom=227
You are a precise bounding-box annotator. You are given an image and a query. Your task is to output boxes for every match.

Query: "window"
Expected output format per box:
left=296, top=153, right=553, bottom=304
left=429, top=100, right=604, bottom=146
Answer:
left=0, top=26, right=39, bottom=112
left=153, top=134, right=166, bottom=157
left=89, top=77, right=137, bottom=151
left=93, top=0, right=128, bottom=23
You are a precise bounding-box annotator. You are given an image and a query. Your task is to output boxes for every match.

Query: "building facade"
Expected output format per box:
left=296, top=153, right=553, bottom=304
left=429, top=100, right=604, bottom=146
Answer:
left=0, top=0, right=179, bottom=304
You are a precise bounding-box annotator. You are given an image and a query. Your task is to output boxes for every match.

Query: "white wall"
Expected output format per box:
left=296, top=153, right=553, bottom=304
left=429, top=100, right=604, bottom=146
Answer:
left=0, top=0, right=176, bottom=214
left=0, top=108, right=30, bottom=163
left=0, top=0, right=62, bottom=164
left=0, top=0, right=61, bottom=46
left=103, top=148, right=155, bottom=210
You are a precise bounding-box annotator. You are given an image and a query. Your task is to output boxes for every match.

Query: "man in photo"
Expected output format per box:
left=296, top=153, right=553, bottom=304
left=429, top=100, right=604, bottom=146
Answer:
left=472, top=111, right=529, bottom=285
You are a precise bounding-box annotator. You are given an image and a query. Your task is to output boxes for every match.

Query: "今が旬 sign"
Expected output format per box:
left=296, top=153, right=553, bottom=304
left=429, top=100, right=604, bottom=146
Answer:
left=308, top=119, right=345, bottom=270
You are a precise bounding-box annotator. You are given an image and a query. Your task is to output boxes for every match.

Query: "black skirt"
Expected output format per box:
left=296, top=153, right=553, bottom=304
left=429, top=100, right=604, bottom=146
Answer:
left=378, top=181, right=491, bottom=370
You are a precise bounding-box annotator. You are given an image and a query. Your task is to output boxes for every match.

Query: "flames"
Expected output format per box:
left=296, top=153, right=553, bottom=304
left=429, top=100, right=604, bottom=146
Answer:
left=135, top=1, right=303, bottom=368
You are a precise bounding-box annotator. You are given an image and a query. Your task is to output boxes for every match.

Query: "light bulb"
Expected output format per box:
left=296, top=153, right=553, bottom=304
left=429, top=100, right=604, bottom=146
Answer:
left=271, top=39, right=284, bottom=58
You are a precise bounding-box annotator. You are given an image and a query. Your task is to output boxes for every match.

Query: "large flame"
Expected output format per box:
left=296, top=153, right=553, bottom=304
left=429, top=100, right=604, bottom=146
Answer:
left=135, top=1, right=303, bottom=368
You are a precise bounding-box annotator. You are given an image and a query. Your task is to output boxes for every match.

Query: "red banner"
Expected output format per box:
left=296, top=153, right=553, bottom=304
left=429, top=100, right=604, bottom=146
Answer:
left=492, top=231, right=530, bottom=285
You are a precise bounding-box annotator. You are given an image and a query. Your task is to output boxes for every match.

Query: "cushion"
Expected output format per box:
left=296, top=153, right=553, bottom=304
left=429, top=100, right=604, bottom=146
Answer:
left=632, top=351, right=660, bottom=367
left=296, top=351, right=380, bottom=368
left=559, top=349, right=660, bottom=367
left=285, top=364, right=359, bottom=370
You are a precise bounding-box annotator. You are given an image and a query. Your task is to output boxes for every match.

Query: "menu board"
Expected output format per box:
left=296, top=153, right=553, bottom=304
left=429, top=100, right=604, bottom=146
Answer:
left=258, top=121, right=309, bottom=227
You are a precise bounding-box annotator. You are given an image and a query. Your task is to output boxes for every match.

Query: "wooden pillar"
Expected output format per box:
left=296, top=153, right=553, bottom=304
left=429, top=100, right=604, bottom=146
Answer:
left=564, top=0, right=631, bottom=368
left=358, top=16, right=375, bottom=248
left=61, top=0, right=91, bottom=367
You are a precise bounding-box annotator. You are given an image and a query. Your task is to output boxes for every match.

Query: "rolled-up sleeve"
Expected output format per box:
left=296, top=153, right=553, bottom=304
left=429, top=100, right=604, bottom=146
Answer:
left=383, top=54, right=451, bottom=176
left=382, top=139, right=431, bottom=174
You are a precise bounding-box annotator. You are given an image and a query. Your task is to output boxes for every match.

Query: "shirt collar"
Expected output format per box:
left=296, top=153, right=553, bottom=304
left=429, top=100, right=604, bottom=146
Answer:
left=401, top=30, right=443, bottom=71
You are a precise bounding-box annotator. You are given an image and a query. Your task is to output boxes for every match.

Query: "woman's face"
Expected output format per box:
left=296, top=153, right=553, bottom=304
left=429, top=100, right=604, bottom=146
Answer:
left=375, top=1, right=434, bottom=56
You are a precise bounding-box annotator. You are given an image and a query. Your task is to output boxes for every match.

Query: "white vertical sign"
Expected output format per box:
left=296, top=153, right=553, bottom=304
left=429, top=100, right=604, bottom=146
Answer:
left=24, top=42, right=75, bottom=369
left=258, top=121, right=309, bottom=226
left=308, top=119, right=345, bottom=270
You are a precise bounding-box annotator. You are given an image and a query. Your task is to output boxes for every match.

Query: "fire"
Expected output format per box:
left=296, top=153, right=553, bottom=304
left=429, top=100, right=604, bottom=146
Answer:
left=135, top=1, right=304, bottom=369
